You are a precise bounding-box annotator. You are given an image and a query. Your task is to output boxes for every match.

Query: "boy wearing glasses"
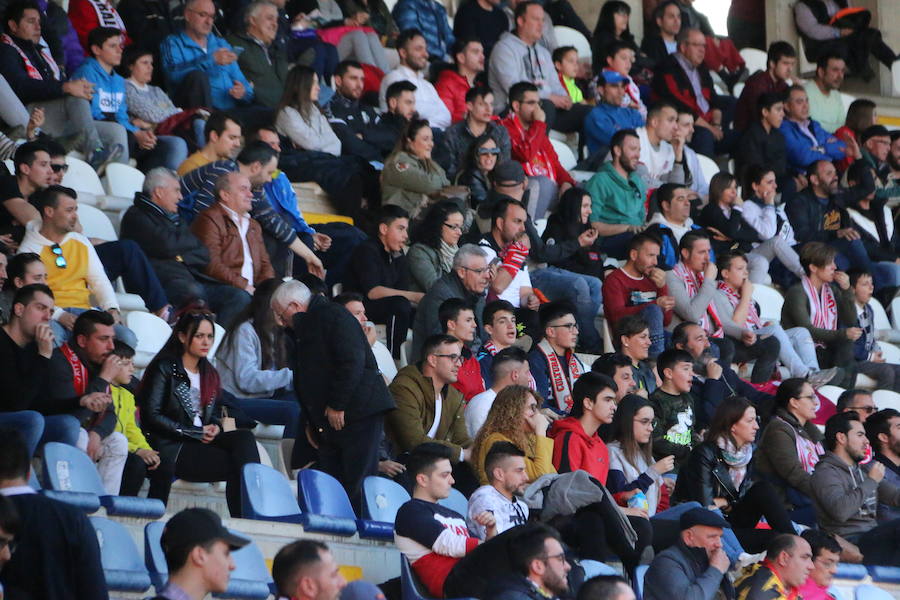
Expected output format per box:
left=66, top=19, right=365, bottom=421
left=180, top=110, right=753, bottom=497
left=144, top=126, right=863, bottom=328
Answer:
left=848, top=269, right=900, bottom=393
left=527, top=301, right=585, bottom=416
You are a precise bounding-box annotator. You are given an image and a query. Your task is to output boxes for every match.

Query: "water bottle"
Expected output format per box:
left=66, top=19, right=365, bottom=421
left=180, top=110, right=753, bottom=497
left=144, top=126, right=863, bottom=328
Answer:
left=627, top=490, right=649, bottom=512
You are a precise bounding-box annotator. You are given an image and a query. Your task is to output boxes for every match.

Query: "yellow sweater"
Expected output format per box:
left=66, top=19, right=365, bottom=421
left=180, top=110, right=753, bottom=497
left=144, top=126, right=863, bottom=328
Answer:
left=39, top=238, right=92, bottom=309
left=475, top=432, right=556, bottom=485
left=177, top=151, right=213, bottom=177
left=112, top=386, right=152, bottom=453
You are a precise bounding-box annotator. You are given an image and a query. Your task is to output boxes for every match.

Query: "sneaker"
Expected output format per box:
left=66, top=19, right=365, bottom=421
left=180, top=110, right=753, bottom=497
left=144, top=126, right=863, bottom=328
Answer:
left=88, top=143, right=124, bottom=176
left=808, top=367, right=843, bottom=388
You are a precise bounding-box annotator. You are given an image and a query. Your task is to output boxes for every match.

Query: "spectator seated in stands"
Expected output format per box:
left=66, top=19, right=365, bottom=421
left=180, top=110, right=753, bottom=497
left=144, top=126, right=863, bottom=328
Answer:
left=392, top=0, right=454, bottom=61
left=641, top=0, right=680, bottom=67
left=615, top=314, right=658, bottom=395
left=382, top=118, right=455, bottom=220
left=540, top=187, right=606, bottom=281
left=651, top=28, right=734, bottom=158
left=552, top=45, right=585, bottom=107
left=153, top=508, right=251, bottom=600
left=21, top=185, right=137, bottom=348
left=585, top=129, right=646, bottom=260
left=798, top=530, right=842, bottom=600
left=734, top=534, right=813, bottom=600
left=648, top=186, right=708, bottom=271
left=845, top=161, right=900, bottom=284
left=499, top=81, right=574, bottom=220
left=380, top=28, right=451, bottom=130
left=46, top=309, right=128, bottom=494
left=675, top=396, right=796, bottom=553
left=835, top=99, right=877, bottom=172
left=673, top=111, right=707, bottom=201
left=734, top=41, right=794, bottom=132
left=178, top=111, right=242, bottom=177
left=603, top=233, right=674, bottom=359
left=456, top=135, right=504, bottom=217
left=471, top=384, right=555, bottom=484
left=781, top=242, right=860, bottom=389
left=794, top=0, right=898, bottom=84
left=408, top=201, right=466, bottom=294
left=111, top=340, right=173, bottom=502
left=216, top=278, right=299, bottom=439
left=436, top=38, right=484, bottom=125
left=160, top=0, right=256, bottom=111
left=648, top=348, right=700, bottom=473
left=0, top=432, right=107, bottom=600
left=344, top=205, right=420, bottom=359
left=867, top=408, right=900, bottom=523
left=642, top=507, right=734, bottom=600
left=527, top=301, right=586, bottom=416
left=437, top=86, right=511, bottom=183
left=635, top=103, right=689, bottom=191
left=0, top=141, right=48, bottom=248
left=227, top=1, right=289, bottom=110
left=0, top=284, right=79, bottom=454
left=271, top=540, right=348, bottom=600
left=483, top=524, right=571, bottom=600
left=0, top=1, right=123, bottom=170
left=736, top=94, right=798, bottom=204
left=714, top=252, right=834, bottom=384
left=584, top=70, right=644, bottom=157
left=388, top=334, right=476, bottom=487
left=591, top=352, right=638, bottom=401
left=805, top=53, right=847, bottom=136
left=467, top=441, right=529, bottom=539
left=847, top=270, right=900, bottom=392
left=478, top=300, right=527, bottom=386
left=138, top=310, right=261, bottom=515
left=276, top=65, right=380, bottom=225
left=781, top=85, right=853, bottom=174
left=467, top=346, right=531, bottom=438
left=75, top=26, right=188, bottom=172
left=452, top=0, right=507, bottom=61
left=411, top=243, right=490, bottom=361
left=601, top=40, right=648, bottom=122
left=394, top=443, right=495, bottom=598
left=326, top=60, right=395, bottom=163
left=500, top=0, right=558, bottom=53
left=835, top=389, right=878, bottom=455
left=811, top=411, right=900, bottom=566
left=852, top=125, right=900, bottom=204
left=489, top=1, right=591, bottom=134
left=439, top=297, right=486, bottom=401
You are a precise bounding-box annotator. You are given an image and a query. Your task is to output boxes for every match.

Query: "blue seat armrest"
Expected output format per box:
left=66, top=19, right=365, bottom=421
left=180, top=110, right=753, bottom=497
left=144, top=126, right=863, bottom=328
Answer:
left=356, top=519, right=394, bottom=540
left=100, top=495, right=166, bottom=519
left=867, top=565, right=900, bottom=583
left=40, top=489, right=101, bottom=513
left=299, top=513, right=357, bottom=536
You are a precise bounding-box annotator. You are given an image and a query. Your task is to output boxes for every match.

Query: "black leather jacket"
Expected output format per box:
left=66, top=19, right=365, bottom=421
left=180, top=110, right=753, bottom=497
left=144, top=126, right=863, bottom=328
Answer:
left=137, top=356, right=222, bottom=460
left=674, top=441, right=755, bottom=508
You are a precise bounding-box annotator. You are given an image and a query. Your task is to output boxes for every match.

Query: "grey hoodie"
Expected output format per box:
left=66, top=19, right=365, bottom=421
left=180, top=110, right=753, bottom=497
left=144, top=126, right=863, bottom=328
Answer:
left=810, top=451, right=900, bottom=540
left=487, top=31, right=566, bottom=112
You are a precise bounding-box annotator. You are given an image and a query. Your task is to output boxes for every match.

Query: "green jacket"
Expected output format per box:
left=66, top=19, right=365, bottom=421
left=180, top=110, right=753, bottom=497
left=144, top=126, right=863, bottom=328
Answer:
left=585, top=161, right=647, bottom=226
left=781, top=281, right=856, bottom=345
left=227, top=33, right=290, bottom=109
left=382, top=151, right=450, bottom=218
left=387, top=363, right=472, bottom=461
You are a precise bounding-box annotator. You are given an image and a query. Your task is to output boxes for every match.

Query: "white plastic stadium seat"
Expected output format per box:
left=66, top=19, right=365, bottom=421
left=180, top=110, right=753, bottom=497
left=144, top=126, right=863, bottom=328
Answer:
left=63, top=155, right=106, bottom=195
left=104, top=163, right=145, bottom=199
left=696, top=154, right=719, bottom=186
left=3, top=159, right=12, bottom=173
left=879, top=342, right=900, bottom=365
left=553, top=26, right=592, bottom=62
left=751, top=284, right=784, bottom=323
left=891, top=296, right=900, bottom=330
left=739, top=48, right=767, bottom=75
left=126, top=312, right=171, bottom=369
left=817, top=385, right=845, bottom=405
left=372, top=340, right=397, bottom=383
left=870, top=298, right=891, bottom=330
left=210, top=322, right=226, bottom=364
left=873, top=390, right=900, bottom=412
left=78, top=204, right=118, bottom=241
left=550, top=138, right=577, bottom=171
left=732, top=81, right=745, bottom=98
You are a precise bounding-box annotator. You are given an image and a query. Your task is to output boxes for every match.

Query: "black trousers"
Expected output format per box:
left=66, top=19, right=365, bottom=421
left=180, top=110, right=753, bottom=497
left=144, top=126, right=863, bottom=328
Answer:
left=817, top=340, right=858, bottom=388
left=162, top=429, right=261, bottom=517
left=155, top=264, right=252, bottom=328
left=173, top=70, right=213, bottom=109
left=119, top=451, right=175, bottom=503
left=732, top=333, right=780, bottom=384
left=711, top=336, right=735, bottom=368
left=854, top=518, right=900, bottom=566
left=364, top=296, right=413, bottom=360
left=726, top=480, right=795, bottom=554
left=315, top=414, right=383, bottom=515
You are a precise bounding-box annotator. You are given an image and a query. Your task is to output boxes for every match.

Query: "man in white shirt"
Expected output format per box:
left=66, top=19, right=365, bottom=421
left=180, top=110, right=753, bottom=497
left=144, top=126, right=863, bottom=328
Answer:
left=466, top=346, right=532, bottom=438
left=467, top=440, right=529, bottom=539
left=636, top=103, right=688, bottom=190
left=379, top=29, right=451, bottom=130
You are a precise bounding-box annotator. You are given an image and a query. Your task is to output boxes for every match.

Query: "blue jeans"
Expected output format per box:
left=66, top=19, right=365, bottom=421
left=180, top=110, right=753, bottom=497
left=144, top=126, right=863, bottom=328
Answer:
left=652, top=501, right=745, bottom=563
left=233, top=390, right=300, bottom=439
left=639, top=303, right=666, bottom=359
left=51, top=307, right=137, bottom=350
left=0, top=412, right=80, bottom=456
left=531, top=266, right=602, bottom=351
left=95, top=239, right=169, bottom=312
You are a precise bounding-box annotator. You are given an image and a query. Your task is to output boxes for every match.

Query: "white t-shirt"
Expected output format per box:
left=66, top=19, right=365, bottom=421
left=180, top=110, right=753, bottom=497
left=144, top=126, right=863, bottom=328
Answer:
left=465, top=388, right=497, bottom=438
left=467, top=485, right=529, bottom=539
left=186, top=368, right=203, bottom=427
left=426, top=392, right=443, bottom=438
left=478, top=240, right=531, bottom=307
left=637, top=126, right=676, bottom=189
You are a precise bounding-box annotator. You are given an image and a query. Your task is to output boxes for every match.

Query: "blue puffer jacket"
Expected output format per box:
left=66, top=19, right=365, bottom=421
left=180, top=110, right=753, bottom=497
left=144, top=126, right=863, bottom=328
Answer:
left=392, top=0, right=454, bottom=59
left=779, top=117, right=845, bottom=173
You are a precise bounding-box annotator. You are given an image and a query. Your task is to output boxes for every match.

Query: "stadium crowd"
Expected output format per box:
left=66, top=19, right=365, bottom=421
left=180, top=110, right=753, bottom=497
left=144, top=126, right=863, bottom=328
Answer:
left=4, top=0, right=900, bottom=598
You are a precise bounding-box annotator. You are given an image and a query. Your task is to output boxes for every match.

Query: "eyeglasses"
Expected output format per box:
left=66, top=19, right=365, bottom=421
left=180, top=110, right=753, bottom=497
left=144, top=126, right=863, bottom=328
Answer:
left=634, top=417, right=659, bottom=428
left=549, top=322, right=578, bottom=330
left=797, top=394, right=817, bottom=402
left=477, top=147, right=501, bottom=156
left=51, top=243, right=66, bottom=269
left=542, top=552, right=568, bottom=564
left=443, top=223, right=463, bottom=232
left=50, top=163, right=69, bottom=173
left=461, top=266, right=490, bottom=275
left=848, top=405, right=879, bottom=414
left=433, top=353, right=463, bottom=364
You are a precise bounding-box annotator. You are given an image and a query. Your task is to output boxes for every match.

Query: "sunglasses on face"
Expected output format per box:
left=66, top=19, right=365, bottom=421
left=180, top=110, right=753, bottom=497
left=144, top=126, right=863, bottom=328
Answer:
left=477, top=147, right=501, bottom=156
left=51, top=243, right=66, bottom=269
left=50, top=163, right=69, bottom=173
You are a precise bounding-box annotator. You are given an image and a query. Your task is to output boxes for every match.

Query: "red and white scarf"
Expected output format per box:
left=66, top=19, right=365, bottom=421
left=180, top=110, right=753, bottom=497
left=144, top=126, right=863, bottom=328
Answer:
left=60, top=343, right=88, bottom=396
left=536, top=339, right=582, bottom=412
left=482, top=339, right=537, bottom=390
left=802, top=276, right=837, bottom=348
left=1, top=34, right=60, bottom=81
left=672, top=261, right=723, bottom=337
left=503, top=113, right=556, bottom=182
left=717, top=281, right=762, bottom=329
left=85, top=0, right=126, bottom=32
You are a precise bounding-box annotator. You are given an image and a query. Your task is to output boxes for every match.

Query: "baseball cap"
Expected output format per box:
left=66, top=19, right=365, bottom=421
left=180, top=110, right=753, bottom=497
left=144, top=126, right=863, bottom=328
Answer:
left=491, top=160, right=526, bottom=186
left=679, top=507, right=731, bottom=531
left=160, top=508, right=251, bottom=552
left=600, top=70, right=630, bottom=85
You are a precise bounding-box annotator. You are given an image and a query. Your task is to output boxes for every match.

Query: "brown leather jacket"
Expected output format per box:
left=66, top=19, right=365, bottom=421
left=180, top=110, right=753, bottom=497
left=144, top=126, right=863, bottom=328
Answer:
left=190, top=202, right=274, bottom=289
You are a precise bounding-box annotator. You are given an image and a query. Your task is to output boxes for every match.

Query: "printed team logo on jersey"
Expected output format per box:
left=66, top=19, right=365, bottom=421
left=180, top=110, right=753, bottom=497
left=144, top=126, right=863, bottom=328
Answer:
left=434, top=512, right=469, bottom=536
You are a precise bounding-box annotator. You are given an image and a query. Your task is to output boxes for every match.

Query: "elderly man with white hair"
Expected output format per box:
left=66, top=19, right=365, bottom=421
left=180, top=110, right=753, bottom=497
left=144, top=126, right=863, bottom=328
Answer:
left=272, top=279, right=395, bottom=512
left=227, top=1, right=290, bottom=109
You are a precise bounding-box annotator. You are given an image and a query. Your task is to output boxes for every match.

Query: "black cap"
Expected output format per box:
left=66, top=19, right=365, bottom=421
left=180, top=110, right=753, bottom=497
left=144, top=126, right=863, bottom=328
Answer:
left=160, top=508, right=251, bottom=553
left=679, top=507, right=731, bottom=531
left=861, top=124, right=891, bottom=144
left=491, top=160, right=526, bottom=185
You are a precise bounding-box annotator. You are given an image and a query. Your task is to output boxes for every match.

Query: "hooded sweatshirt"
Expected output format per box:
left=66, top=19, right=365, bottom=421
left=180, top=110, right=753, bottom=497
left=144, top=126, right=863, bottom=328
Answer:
left=809, top=450, right=900, bottom=539
left=72, top=57, right=138, bottom=131
left=487, top=31, right=566, bottom=112
left=548, top=416, right=609, bottom=484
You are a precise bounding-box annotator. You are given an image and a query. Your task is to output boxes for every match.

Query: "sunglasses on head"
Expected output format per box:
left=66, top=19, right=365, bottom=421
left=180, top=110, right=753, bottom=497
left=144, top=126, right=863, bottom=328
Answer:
left=51, top=243, right=66, bottom=269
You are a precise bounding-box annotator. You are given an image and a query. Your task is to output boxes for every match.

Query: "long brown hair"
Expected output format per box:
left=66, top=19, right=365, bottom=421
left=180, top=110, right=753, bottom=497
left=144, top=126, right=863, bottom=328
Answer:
left=705, top=395, right=754, bottom=448
left=610, top=393, right=654, bottom=467
left=470, top=385, right=537, bottom=470
left=277, top=65, right=317, bottom=123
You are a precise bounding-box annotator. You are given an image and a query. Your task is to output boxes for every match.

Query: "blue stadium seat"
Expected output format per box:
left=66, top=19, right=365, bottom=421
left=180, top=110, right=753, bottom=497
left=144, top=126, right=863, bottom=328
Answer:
left=437, top=488, right=468, bottom=516
left=90, top=516, right=152, bottom=593
left=400, top=555, right=476, bottom=600
left=215, top=533, right=274, bottom=600
left=240, top=463, right=303, bottom=523
left=836, top=563, right=868, bottom=580
left=634, top=564, right=649, bottom=600
left=855, top=584, right=894, bottom=600
left=144, top=521, right=168, bottom=592
left=360, top=476, right=410, bottom=540
left=42, top=442, right=165, bottom=518
left=296, top=469, right=359, bottom=536
left=867, top=565, right=900, bottom=584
